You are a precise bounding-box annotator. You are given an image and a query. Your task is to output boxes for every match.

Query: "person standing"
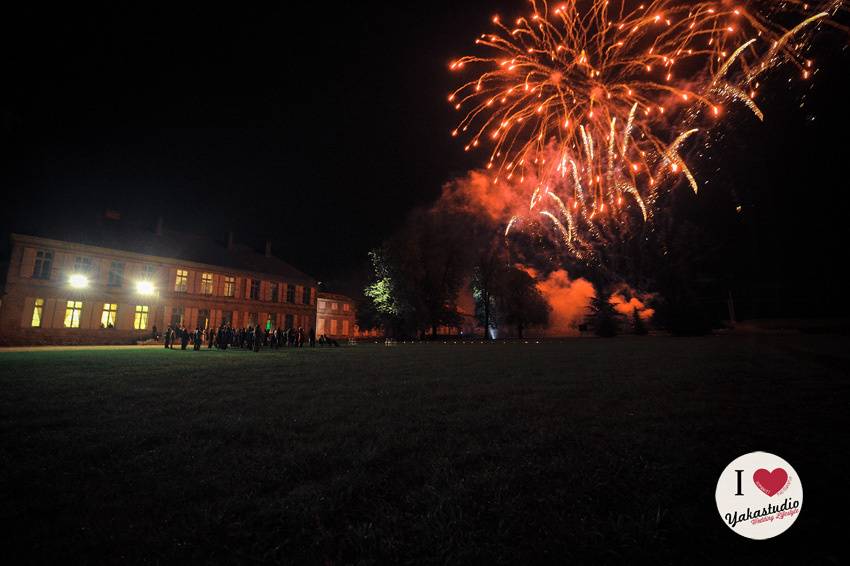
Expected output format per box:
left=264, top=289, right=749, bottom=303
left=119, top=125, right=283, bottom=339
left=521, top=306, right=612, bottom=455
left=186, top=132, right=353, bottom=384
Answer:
left=164, top=325, right=171, bottom=349
left=180, top=326, right=189, bottom=350
left=194, top=327, right=202, bottom=350
left=309, top=327, right=316, bottom=347
left=253, top=327, right=262, bottom=352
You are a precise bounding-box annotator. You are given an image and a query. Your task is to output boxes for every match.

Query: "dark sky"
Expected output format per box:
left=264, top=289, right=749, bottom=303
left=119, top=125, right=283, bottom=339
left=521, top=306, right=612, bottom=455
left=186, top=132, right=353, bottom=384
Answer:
left=2, top=1, right=849, bottom=309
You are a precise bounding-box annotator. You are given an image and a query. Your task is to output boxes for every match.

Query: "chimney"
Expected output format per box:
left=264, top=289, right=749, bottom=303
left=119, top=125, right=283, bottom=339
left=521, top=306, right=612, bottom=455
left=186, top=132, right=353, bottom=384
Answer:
left=155, top=216, right=164, bottom=236
left=264, top=240, right=272, bottom=258
left=227, top=231, right=235, bottom=250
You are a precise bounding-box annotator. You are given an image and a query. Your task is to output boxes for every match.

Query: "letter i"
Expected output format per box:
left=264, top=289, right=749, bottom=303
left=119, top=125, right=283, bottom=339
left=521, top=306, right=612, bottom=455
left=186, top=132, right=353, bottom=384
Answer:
left=735, top=470, right=744, bottom=496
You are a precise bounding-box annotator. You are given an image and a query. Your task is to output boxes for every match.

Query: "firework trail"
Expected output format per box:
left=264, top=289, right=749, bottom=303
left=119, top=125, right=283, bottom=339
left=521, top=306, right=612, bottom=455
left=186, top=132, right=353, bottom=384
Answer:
left=449, top=0, right=847, bottom=268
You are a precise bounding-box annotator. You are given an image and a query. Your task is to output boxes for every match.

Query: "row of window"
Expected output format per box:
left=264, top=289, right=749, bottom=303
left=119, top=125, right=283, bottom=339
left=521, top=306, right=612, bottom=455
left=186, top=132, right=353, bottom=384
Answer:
left=173, top=269, right=311, bottom=304
left=31, top=299, right=150, bottom=330
left=316, top=318, right=351, bottom=336
left=29, top=249, right=312, bottom=305
left=318, top=300, right=351, bottom=312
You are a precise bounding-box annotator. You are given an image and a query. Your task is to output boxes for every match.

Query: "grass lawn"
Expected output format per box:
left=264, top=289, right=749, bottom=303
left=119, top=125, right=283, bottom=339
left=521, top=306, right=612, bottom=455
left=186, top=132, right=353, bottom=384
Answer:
left=1, top=336, right=849, bottom=564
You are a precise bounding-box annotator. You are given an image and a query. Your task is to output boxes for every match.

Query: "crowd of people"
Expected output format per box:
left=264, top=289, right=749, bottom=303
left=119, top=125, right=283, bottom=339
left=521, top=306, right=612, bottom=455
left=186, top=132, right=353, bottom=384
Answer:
left=153, top=324, right=341, bottom=352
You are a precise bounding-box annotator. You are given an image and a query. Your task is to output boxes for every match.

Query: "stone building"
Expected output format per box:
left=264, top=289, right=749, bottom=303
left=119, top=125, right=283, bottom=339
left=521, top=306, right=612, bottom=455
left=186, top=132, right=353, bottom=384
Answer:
left=316, top=292, right=356, bottom=339
left=0, top=228, right=318, bottom=346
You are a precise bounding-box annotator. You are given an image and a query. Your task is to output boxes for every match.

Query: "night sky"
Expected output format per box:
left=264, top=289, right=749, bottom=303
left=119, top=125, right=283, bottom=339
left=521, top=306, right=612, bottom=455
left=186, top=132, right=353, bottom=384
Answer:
left=2, top=1, right=849, bottom=312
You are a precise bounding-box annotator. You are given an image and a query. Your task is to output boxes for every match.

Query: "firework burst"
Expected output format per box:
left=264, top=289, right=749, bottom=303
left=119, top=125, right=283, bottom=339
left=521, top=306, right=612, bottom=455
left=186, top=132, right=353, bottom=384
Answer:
left=449, top=0, right=846, bottom=267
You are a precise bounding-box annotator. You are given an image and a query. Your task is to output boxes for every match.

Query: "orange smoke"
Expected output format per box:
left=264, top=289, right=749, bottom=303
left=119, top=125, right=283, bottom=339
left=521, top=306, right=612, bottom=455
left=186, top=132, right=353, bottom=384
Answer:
left=523, top=267, right=596, bottom=336
left=439, top=169, right=538, bottom=225
left=609, top=286, right=656, bottom=320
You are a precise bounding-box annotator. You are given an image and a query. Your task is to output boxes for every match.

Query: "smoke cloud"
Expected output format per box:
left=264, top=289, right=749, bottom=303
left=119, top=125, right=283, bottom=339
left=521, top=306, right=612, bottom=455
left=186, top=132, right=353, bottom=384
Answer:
left=522, top=267, right=596, bottom=336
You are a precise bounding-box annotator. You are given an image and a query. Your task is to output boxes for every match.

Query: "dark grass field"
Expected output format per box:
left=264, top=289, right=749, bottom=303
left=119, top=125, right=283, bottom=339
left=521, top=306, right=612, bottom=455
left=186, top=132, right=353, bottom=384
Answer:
left=1, top=336, right=849, bottom=564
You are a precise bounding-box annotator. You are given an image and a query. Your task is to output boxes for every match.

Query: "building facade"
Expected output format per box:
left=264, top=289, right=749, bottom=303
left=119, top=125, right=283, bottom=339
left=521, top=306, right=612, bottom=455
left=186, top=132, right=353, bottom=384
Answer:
left=0, top=232, right=318, bottom=346
left=316, top=292, right=356, bottom=339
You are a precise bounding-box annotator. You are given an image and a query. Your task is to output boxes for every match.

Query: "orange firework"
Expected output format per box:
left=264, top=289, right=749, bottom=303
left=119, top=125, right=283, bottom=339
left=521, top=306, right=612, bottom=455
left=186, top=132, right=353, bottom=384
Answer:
left=449, top=0, right=846, bottom=263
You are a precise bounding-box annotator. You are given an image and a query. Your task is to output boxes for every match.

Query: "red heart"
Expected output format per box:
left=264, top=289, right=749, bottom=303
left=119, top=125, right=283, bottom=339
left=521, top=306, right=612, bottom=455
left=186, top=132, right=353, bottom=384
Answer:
left=753, top=468, right=788, bottom=497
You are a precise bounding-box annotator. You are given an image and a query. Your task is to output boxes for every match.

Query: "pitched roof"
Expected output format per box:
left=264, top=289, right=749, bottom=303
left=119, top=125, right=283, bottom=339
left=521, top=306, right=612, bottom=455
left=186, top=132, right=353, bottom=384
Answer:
left=13, top=223, right=316, bottom=285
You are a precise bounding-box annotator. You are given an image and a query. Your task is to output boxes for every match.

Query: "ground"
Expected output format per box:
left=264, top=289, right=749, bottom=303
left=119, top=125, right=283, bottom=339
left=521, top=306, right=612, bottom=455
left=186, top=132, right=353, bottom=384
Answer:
left=1, top=336, right=849, bottom=564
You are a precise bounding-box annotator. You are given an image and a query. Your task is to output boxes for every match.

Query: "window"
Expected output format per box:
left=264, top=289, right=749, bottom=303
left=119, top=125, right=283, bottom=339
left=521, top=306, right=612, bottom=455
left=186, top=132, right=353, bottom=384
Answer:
left=200, top=272, right=214, bottom=295
left=303, top=287, right=311, bottom=305
left=271, top=283, right=279, bottom=303
left=331, top=302, right=338, bottom=311
left=64, top=300, right=83, bottom=328
left=170, top=306, right=184, bottom=327
left=318, top=300, right=326, bottom=310
left=198, top=309, right=210, bottom=330
left=266, top=313, right=277, bottom=331
left=31, top=298, right=45, bottom=327
left=108, top=261, right=124, bottom=287
left=285, top=314, right=294, bottom=329
left=33, top=251, right=53, bottom=279
left=286, top=284, right=295, bottom=303
left=343, top=303, right=350, bottom=312
left=101, top=303, right=118, bottom=328
left=247, top=312, right=258, bottom=327
left=250, top=279, right=260, bottom=300
left=330, top=319, right=338, bottom=335
left=222, top=311, right=233, bottom=326
left=134, top=305, right=149, bottom=330
left=317, top=318, right=325, bottom=334
left=74, top=256, right=93, bottom=274
left=223, top=276, right=235, bottom=297
left=342, top=320, right=350, bottom=335
left=174, top=269, right=188, bottom=292
left=142, top=264, right=157, bottom=280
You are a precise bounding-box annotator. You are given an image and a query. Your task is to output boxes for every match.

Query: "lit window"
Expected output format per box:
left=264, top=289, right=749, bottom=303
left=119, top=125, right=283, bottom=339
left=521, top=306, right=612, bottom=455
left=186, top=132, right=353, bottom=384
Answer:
left=108, top=262, right=124, bottom=287
left=303, top=287, right=311, bottom=305
left=331, top=302, right=338, bottom=311
left=342, top=320, right=350, bottom=335
left=64, top=300, right=83, bottom=328
left=134, top=305, right=149, bottom=330
left=318, top=300, right=326, bottom=310
left=343, top=303, right=350, bottom=312
left=223, top=276, right=235, bottom=297
left=200, top=272, right=214, bottom=295
left=330, top=319, right=338, bottom=335
left=101, top=303, right=118, bottom=328
left=174, top=269, right=188, bottom=292
left=33, top=251, right=53, bottom=279
left=286, top=284, right=295, bottom=303
left=31, top=298, right=45, bottom=327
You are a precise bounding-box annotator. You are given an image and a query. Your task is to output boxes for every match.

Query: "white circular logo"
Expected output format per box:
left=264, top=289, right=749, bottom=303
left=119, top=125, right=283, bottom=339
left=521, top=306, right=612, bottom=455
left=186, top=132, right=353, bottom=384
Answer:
left=715, top=451, right=802, bottom=540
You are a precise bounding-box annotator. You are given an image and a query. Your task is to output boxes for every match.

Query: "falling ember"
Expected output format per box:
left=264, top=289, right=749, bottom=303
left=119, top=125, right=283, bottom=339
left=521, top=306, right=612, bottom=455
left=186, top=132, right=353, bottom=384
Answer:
left=448, top=0, right=846, bottom=268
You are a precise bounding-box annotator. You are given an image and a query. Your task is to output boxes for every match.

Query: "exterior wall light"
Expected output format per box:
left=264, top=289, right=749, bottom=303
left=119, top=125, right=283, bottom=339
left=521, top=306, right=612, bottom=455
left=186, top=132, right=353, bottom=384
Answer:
left=69, top=274, right=89, bottom=289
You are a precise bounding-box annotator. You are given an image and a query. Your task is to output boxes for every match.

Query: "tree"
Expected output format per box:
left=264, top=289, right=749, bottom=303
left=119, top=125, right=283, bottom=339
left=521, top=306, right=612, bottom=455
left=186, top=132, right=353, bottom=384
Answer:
left=364, top=208, right=472, bottom=339
left=497, top=266, right=550, bottom=339
left=632, top=308, right=649, bottom=335
left=590, top=295, right=619, bottom=338
left=471, top=245, right=505, bottom=339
